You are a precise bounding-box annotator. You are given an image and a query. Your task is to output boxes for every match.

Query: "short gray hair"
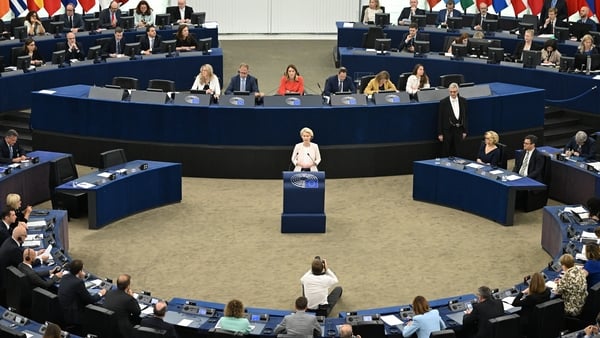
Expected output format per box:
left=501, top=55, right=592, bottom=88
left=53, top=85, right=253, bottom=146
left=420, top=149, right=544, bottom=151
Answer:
left=575, top=131, right=588, bottom=143
left=5, top=129, right=18, bottom=138
left=448, top=83, right=459, bottom=90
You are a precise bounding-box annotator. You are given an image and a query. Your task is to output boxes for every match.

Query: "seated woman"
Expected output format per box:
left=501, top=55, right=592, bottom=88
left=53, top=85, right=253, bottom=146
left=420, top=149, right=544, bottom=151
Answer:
left=362, top=0, right=383, bottom=24
left=541, top=39, right=561, bottom=65
left=191, top=64, right=220, bottom=99
left=513, top=29, right=541, bottom=61
left=19, top=38, right=44, bottom=67
left=6, top=193, right=32, bottom=225
left=219, top=299, right=251, bottom=334
left=402, top=296, right=445, bottom=338
left=584, top=243, right=600, bottom=289
left=175, top=25, right=198, bottom=52
left=556, top=253, right=588, bottom=316
left=405, top=64, right=430, bottom=97
left=447, top=32, right=469, bottom=54
left=577, top=34, right=599, bottom=55
left=511, top=272, right=551, bottom=333
left=364, top=70, right=397, bottom=95
left=134, top=0, right=154, bottom=27
left=25, top=10, right=46, bottom=36
left=476, top=130, right=501, bottom=166
left=277, top=64, right=304, bottom=95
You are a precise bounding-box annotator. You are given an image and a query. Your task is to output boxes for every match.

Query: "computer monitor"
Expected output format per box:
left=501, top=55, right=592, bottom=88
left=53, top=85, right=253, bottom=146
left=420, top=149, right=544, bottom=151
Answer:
left=124, top=42, right=141, bottom=59
left=447, top=16, right=462, bottom=31
left=16, top=55, right=31, bottom=72
left=13, top=26, right=26, bottom=42
left=51, top=50, right=66, bottom=66
left=120, top=16, right=134, bottom=31
left=574, top=53, right=600, bottom=71
left=468, top=38, right=495, bottom=57
left=451, top=43, right=468, bottom=60
left=233, top=91, right=251, bottom=96
left=554, top=26, right=569, bottom=42
left=487, top=46, right=504, bottom=64
left=375, top=12, right=390, bottom=27
left=87, top=45, right=102, bottom=62
left=374, top=38, right=391, bottom=53
left=49, top=21, right=63, bottom=37
left=155, top=14, right=171, bottom=28
left=569, top=22, right=592, bottom=41
left=482, top=19, right=498, bottom=33
left=589, top=31, right=600, bottom=46
left=559, top=56, right=574, bottom=72
left=414, top=40, right=430, bottom=57
left=197, top=37, right=212, bottom=53
left=411, top=14, right=426, bottom=29
left=0, top=325, right=26, bottom=338
left=160, top=39, right=177, bottom=56
left=522, top=49, right=541, bottom=68
left=84, top=18, right=99, bottom=32
left=518, top=22, right=534, bottom=37
left=191, top=12, right=206, bottom=26
left=499, top=17, right=519, bottom=31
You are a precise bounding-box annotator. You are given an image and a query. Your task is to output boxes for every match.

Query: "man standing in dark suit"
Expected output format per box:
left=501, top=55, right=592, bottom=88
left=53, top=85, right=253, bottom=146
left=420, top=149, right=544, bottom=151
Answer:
left=398, top=23, right=425, bottom=53
left=167, top=0, right=194, bottom=24
left=0, top=129, right=26, bottom=164
left=140, top=300, right=178, bottom=338
left=139, top=25, right=162, bottom=55
left=103, top=274, right=141, bottom=338
left=65, top=32, right=85, bottom=61
left=397, top=0, right=425, bottom=25
left=323, top=67, right=356, bottom=96
left=103, top=27, right=125, bottom=58
left=462, top=286, right=504, bottom=338
left=18, top=248, right=62, bottom=290
left=472, top=3, right=498, bottom=30
left=513, top=134, right=545, bottom=182
left=224, top=63, right=264, bottom=98
left=99, top=0, right=122, bottom=29
left=438, top=83, right=467, bottom=157
left=61, top=3, right=85, bottom=33
left=58, top=259, right=107, bottom=333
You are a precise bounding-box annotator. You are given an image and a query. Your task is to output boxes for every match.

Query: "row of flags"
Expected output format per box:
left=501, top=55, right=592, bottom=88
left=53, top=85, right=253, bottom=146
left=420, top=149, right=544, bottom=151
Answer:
left=1, top=0, right=129, bottom=19
left=426, top=0, right=599, bottom=19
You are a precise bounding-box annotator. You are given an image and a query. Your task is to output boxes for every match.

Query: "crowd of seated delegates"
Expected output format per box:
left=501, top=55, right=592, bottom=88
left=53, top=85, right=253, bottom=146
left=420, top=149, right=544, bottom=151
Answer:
left=364, top=70, right=397, bottom=94
left=175, top=24, right=198, bottom=52
left=402, top=295, right=445, bottom=338
left=476, top=130, right=500, bottom=167
left=460, top=286, right=504, bottom=338
left=219, top=299, right=252, bottom=333
left=565, top=130, right=597, bottom=160
left=323, top=67, right=356, bottom=96
left=511, top=272, right=551, bottom=335
left=362, top=0, right=383, bottom=24
left=436, top=0, right=461, bottom=27
left=556, top=253, right=588, bottom=317
left=405, top=63, right=429, bottom=99
left=25, top=10, right=46, bottom=36
left=134, top=0, right=154, bottom=28
left=577, top=34, right=599, bottom=55
left=192, top=63, right=220, bottom=99
left=278, top=64, right=304, bottom=95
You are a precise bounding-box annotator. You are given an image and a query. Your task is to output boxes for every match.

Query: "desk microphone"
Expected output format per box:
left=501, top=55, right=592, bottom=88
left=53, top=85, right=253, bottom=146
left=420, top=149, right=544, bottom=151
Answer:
left=307, top=153, right=315, bottom=164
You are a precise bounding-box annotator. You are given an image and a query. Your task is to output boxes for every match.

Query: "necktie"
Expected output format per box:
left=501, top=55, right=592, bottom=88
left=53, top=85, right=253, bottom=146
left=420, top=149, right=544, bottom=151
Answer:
left=339, top=81, right=343, bottom=92
left=519, top=151, right=530, bottom=176
left=241, top=78, right=246, bottom=91
left=70, top=16, right=73, bottom=28
left=8, top=145, right=13, bottom=159
left=481, top=15, right=484, bottom=26
left=116, top=40, right=120, bottom=54
left=150, top=38, right=154, bottom=50
left=111, top=12, right=116, bottom=26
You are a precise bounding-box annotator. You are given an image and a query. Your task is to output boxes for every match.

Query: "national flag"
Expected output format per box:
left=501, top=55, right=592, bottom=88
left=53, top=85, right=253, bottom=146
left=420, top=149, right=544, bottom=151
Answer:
left=461, top=0, right=475, bottom=11
left=0, top=0, right=9, bottom=17
left=511, top=0, right=527, bottom=14
left=27, top=0, right=42, bottom=12
left=585, top=0, right=598, bottom=17
left=427, top=0, right=441, bottom=9
left=477, top=0, right=493, bottom=7
left=45, top=0, right=61, bottom=15
left=528, top=0, right=543, bottom=15
left=10, top=0, right=26, bottom=15
left=79, top=0, right=96, bottom=12
left=493, top=0, right=509, bottom=12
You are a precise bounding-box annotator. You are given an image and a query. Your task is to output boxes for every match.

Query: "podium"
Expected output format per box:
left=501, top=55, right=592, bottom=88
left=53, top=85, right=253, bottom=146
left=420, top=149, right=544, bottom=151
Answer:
left=281, top=171, right=326, bottom=233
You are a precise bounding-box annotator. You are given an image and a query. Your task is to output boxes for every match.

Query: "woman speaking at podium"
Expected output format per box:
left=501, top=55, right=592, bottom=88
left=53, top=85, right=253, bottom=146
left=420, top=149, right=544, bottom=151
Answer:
left=291, top=127, right=321, bottom=172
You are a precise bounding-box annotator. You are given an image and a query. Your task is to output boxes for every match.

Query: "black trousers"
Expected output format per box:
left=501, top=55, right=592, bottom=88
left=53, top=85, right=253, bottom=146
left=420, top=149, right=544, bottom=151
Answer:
left=442, top=127, right=463, bottom=157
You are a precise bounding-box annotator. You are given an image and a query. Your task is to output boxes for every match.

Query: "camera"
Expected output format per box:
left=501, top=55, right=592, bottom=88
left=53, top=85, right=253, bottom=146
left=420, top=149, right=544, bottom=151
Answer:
left=314, top=256, right=321, bottom=260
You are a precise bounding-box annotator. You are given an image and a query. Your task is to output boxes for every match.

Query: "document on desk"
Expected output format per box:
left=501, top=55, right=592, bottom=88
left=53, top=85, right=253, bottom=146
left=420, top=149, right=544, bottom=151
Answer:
left=545, top=280, right=557, bottom=291
left=381, top=314, right=404, bottom=327
left=97, top=172, right=113, bottom=178
left=446, top=312, right=464, bottom=325
left=501, top=296, right=521, bottom=313
left=343, top=22, right=354, bottom=28
left=490, top=169, right=504, bottom=175
left=76, top=182, right=96, bottom=189
left=177, top=318, right=194, bottom=327
left=141, top=305, right=154, bottom=315
left=581, top=231, right=599, bottom=241
left=27, top=220, right=47, bottom=230
left=466, top=163, right=484, bottom=169
left=505, top=174, right=522, bottom=181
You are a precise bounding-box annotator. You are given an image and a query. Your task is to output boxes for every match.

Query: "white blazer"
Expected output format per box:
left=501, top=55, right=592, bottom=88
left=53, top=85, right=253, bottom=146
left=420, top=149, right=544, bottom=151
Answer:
left=291, top=142, right=321, bottom=171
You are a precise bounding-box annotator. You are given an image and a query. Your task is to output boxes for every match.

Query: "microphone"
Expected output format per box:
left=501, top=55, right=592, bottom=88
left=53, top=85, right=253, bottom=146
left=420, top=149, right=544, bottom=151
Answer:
left=307, top=153, right=315, bottom=164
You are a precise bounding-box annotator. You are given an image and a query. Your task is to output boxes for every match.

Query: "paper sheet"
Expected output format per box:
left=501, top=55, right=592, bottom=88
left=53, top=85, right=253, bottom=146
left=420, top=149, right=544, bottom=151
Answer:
left=177, top=318, right=194, bottom=326
left=97, top=172, right=113, bottom=178
left=76, top=182, right=95, bottom=189
left=490, top=169, right=504, bottom=175
left=506, top=174, right=522, bottom=181
left=381, top=314, right=403, bottom=326
left=466, top=163, right=484, bottom=169
left=38, top=89, right=56, bottom=94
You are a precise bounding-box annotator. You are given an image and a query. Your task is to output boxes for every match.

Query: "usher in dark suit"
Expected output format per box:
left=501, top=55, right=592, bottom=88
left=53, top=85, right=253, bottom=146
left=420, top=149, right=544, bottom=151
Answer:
left=103, top=288, right=141, bottom=338
left=224, top=74, right=260, bottom=94
left=140, top=316, right=179, bottom=338
left=0, top=138, right=24, bottom=164
left=58, top=273, right=103, bottom=328
left=438, top=94, right=468, bottom=157
left=462, top=298, right=504, bottom=338
left=139, top=34, right=163, bottom=53
left=513, top=148, right=545, bottom=182
left=397, top=7, right=425, bottom=24
left=323, top=74, right=356, bottom=96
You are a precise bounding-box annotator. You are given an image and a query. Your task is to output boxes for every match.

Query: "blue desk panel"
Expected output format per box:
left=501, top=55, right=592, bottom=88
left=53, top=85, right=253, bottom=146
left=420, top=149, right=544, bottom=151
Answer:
left=413, top=158, right=546, bottom=225
left=0, top=49, right=223, bottom=112
left=55, top=160, right=182, bottom=229
left=339, top=47, right=600, bottom=115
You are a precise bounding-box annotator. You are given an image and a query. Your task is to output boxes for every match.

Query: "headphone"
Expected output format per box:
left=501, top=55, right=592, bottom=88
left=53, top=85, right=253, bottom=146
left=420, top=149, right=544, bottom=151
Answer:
left=24, top=249, right=33, bottom=262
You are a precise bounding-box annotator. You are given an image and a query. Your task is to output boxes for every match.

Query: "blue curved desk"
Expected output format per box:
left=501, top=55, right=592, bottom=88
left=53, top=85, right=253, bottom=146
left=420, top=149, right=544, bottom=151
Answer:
left=31, top=82, right=544, bottom=178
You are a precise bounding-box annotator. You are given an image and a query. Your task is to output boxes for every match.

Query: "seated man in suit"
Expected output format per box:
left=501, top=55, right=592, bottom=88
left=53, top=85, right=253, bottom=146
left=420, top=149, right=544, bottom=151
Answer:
left=565, top=130, right=596, bottom=161
left=436, top=0, right=461, bottom=27
left=0, top=208, right=16, bottom=245
left=103, top=274, right=141, bottom=338
left=513, top=134, right=545, bottom=182
left=323, top=67, right=356, bottom=96
left=0, top=129, right=27, bottom=164
left=18, top=248, right=62, bottom=290
left=224, top=63, right=264, bottom=98
left=399, top=23, right=426, bottom=53
left=58, top=259, right=107, bottom=334
left=397, top=0, right=425, bottom=25
left=340, top=324, right=361, bottom=338
left=274, top=296, right=322, bottom=336
left=540, top=7, right=567, bottom=34
left=167, top=0, right=194, bottom=24
left=139, top=25, right=162, bottom=55
left=99, top=0, right=122, bottom=29
left=65, top=32, right=85, bottom=61
left=576, top=6, right=598, bottom=33
left=462, top=286, right=504, bottom=338
left=102, top=27, right=125, bottom=58
left=541, top=0, right=568, bottom=25
left=140, top=300, right=178, bottom=338
left=472, top=3, right=497, bottom=30
left=61, top=3, right=84, bottom=33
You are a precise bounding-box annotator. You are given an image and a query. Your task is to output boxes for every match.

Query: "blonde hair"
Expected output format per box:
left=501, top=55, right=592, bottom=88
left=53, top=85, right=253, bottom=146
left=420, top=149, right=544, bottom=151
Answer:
left=485, top=131, right=499, bottom=145
left=6, top=193, right=21, bottom=209
left=300, top=127, right=314, bottom=138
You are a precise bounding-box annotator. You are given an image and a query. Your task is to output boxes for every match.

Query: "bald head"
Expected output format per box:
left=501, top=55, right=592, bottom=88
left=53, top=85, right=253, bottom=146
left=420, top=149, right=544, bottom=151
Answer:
left=22, top=248, right=36, bottom=263
left=12, top=225, right=27, bottom=243
left=340, top=324, right=353, bottom=338
left=154, top=300, right=167, bottom=317
left=116, top=274, right=131, bottom=290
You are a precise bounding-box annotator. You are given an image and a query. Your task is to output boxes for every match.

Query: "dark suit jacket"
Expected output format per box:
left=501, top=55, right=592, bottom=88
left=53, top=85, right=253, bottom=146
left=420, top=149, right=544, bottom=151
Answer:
left=139, top=34, right=163, bottom=53
left=539, top=19, right=567, bottom=34
left=398, top=32, right=427, bottom=52
left=462, top=299, right=504, bottom=338
left=577, top=18, right=597, bottom=32
left=65, top=42, right=85, bottom=61
left=140, top=316, right=179, bottom=338
left=98, top=8, right=122, bottom=28
left=0, top=139, right=25, bottom=164
left=472, top=13, right=498, bottom=28
left=540, top=0, right=568, bottom=23
left=102, top=37, right=125, bottom=55
left=18, top=262, right=58, bottom=289
left=0, top=238, right=25, bottom=288
left=397, top=7, right=425, bottom=24
left=167, top=6, right=194, bottom=23
left=437, top=95, right=468, bottom=136
left=512, top=41, right=542, bottom=60
left=58, top=273, right=102, bottom=326
left=103, top=289, right=141, bottom=338
left=61, top=13, right=85, bottom=32
left=511, top=288, right=550, bottom=329
left=436, top=9, right=462, bottom=26
left=323, top=75, right=356, bottom=96
left=224, top=74, right=260, bottom=94
left=513, top=148, right=545, bottom=182
left=565, top=136, right=596, bottom=160
left=0, top=222, right=10, bottom=246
